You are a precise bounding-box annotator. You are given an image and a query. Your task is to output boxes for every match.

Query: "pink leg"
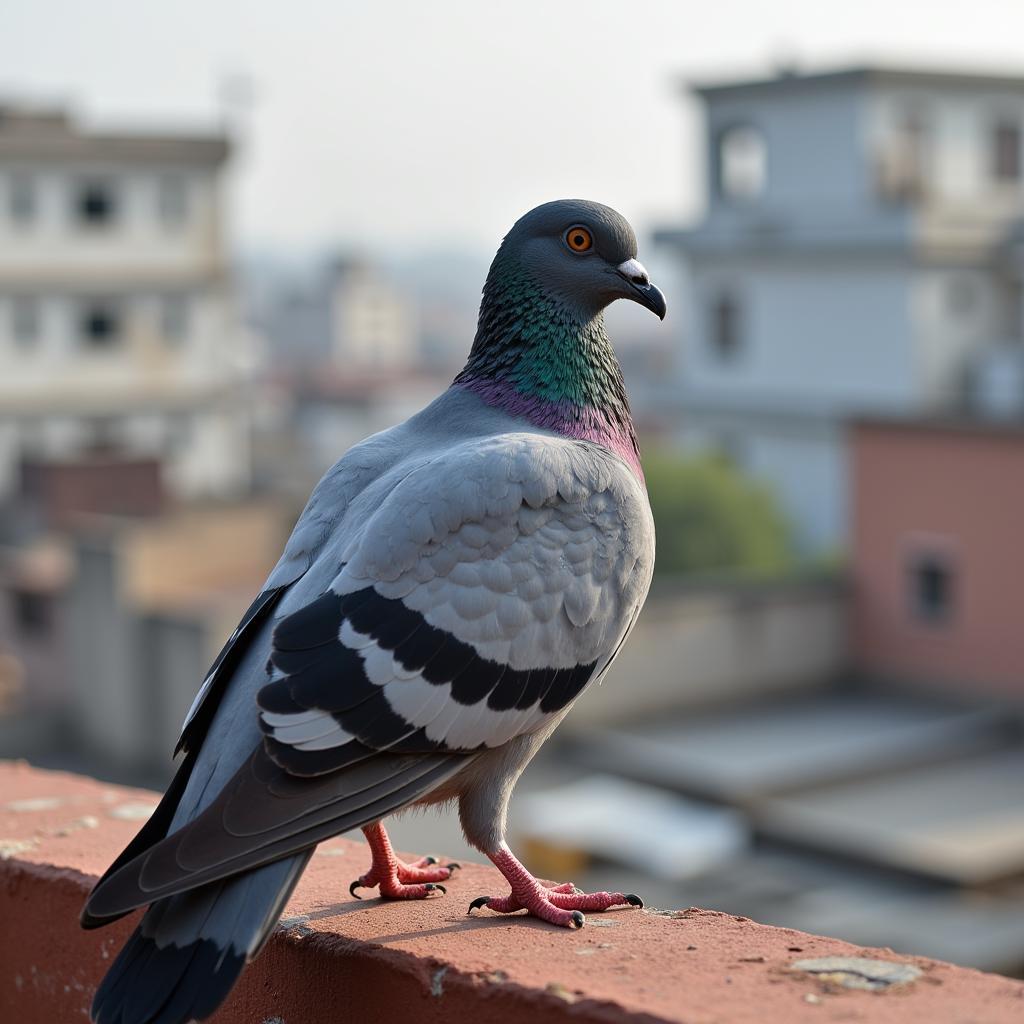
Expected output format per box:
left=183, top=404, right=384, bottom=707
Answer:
left=468, top=843, right=643, bottom=928
left=349, top=822, right=459, bottom=900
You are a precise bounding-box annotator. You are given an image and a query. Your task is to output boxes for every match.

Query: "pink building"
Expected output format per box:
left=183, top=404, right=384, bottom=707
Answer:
left=852, top=418, right=1024, bottom=699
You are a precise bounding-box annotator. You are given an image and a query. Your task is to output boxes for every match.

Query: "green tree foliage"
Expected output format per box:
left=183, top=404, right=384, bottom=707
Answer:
left=643, top=449, right=793, bottom=578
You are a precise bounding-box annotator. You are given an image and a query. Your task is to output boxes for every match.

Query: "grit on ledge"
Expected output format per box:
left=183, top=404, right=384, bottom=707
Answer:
left=1, top=761, right=1022, bottom=1024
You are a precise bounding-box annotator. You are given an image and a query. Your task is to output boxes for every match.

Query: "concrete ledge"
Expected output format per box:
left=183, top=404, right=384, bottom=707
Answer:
left=2, top=760, right=1023, bottom=1023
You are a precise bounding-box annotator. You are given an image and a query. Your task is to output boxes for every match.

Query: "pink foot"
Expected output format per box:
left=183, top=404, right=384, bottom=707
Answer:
left=469, top=844, right=643, bottom=928
left=349, top=822, right=460, bottom=900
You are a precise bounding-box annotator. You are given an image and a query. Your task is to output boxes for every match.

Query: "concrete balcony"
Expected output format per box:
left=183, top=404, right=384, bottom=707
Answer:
left=2, top=760, right=1022, bottom=1023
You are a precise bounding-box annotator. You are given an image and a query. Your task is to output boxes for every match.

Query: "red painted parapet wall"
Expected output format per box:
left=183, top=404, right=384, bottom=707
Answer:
left=851, top=418, right=1024, bottom=698
left=1, top=761, right=1022, bottom=1023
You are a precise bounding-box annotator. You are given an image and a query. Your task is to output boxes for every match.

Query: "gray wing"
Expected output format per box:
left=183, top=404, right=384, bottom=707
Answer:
left=260, top=433, right=655, bottom=770
left=84, top=433, right=653, bottom=920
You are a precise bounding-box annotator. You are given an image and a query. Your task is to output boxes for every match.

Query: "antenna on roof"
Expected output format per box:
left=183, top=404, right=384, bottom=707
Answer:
left=217, top=72, right=258, bottom=137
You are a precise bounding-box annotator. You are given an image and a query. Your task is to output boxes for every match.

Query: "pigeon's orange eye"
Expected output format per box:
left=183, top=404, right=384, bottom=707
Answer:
left=565, top=226, right=593, bottom=253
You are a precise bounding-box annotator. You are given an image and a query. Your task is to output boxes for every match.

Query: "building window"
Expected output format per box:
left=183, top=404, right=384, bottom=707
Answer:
left=156, top=174, right=188, bottom=227
left=75, top=179, right=118, bottom=227
left=85, top=416, right=122, bottom=453
left=882, top=108, right=931, bottom=201
left=8, top=173, right=36, bottom=224
left=79, top=300, right=121, bottom=347
left=159, top=294, right=189, bottom=342
left=908, top=551, right=954, bottom=625
left=709, top=292, right=742, bottom=362
left=11, top=588, right=53, bottom=637
left=11, top=295, right=40, bottom=346
left=716, top=125, right=766, bottom=201
left=992, top=118, right=1022, bottom=182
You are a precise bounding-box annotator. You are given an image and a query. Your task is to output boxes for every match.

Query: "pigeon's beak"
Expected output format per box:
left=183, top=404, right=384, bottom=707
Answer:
left=614, top=259, right=667, bottom=321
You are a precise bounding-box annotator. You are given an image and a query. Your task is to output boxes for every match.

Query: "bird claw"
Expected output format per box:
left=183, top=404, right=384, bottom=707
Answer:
left=350, top=877, right=446, bottom=900
left=468, top=895, right=491, bottom=914
left=470, top=857, right=645, bottom=927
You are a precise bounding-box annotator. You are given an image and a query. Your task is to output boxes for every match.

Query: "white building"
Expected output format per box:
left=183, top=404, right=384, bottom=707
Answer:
left=657, top=67, right=1024, bottom=552
left=330, top=256, right=418, bottom=372
left=0, top=103, right=253, bottom=501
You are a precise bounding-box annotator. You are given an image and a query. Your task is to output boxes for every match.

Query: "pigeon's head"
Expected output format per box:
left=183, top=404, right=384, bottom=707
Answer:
left=495, top=199, right=667, bottom=322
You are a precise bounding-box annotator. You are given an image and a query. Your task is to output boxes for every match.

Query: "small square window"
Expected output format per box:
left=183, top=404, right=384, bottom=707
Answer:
left=85, top=416, right=122, bottom=453
left=717, top=125, right=766, bottom=200
left=710, top=292, right=742, bottom=362
left=993, top=119, right=1021, bottom=182
left=156, top=174, right=188, bottom=226
left=8, top=173, right=36, bottom=224
left=80, top=301, right=121, bottom=347
left=11, top=588, right=52, bottom=636
left=908, top=552, right=954, bottom=625
left=11, top=295, right=40, bottom=346
left=75, top=180, right=117, bottom=227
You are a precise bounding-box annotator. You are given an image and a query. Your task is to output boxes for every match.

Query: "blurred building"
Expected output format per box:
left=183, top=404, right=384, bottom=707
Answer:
left=254, top=255, right=447, bottom=483
left=0, top=498, right=290, bottom=779
left=0, top=102, right=253, bottom=503
left=330, top=256, right=417, bottom=371
left=66, top=501, right=288, bottom=776
left=259, top=256, right=417, bottom=375
left=657, top=66, right=1024, bottom=553
left=852, top=415, right=1024, bottom=698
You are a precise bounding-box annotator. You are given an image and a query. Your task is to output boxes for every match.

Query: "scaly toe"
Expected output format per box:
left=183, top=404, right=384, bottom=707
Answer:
left=546, top=889, right=638, bottom=913
left=396, top=861, right=454, bottom=884
left=378, top=879, right=448, bottom=900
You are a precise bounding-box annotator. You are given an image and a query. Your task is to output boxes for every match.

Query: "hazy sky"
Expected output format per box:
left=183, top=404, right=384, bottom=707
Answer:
left=4, top=0, right=1024, bottom=254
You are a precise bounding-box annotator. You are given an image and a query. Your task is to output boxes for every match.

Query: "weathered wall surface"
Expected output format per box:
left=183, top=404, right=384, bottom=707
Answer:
left=2, top=761, right=1022, bottom=1023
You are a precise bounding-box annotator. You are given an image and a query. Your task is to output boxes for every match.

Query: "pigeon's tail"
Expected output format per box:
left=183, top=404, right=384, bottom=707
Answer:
left=90, top=852, right=310, bottom=1024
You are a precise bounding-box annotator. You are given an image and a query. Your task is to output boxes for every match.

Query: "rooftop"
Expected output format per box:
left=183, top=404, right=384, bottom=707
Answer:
left=687, top=64, right=1024, bottom=99
left=854, top=413, right=1024, bottom=439
left=0, top=102, right=229, bottom=165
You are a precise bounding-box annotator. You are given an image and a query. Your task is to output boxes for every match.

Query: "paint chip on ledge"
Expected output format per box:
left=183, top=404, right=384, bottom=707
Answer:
left=791, top=956, right=923, bottom=991
left=6, top=797, right=64, bottom=813
left=108, top=802, right=158, bottom=822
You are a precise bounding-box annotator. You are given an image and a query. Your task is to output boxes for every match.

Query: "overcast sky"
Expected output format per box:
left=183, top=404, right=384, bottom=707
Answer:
left=4, top=0, right=1024, bottom=255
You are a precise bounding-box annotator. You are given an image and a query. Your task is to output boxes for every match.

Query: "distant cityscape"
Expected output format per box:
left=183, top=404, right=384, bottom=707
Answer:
left=1, top=64, right=1022, bottom=978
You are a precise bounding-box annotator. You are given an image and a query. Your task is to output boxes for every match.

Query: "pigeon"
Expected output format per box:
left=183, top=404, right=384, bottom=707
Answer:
left=83, top=199, right=665, bottom=1024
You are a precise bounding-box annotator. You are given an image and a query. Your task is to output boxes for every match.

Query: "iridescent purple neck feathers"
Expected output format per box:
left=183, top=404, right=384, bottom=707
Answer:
left=453, top=255, right=643, bottom=480
left=457, top=376, right=643, bottom=479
